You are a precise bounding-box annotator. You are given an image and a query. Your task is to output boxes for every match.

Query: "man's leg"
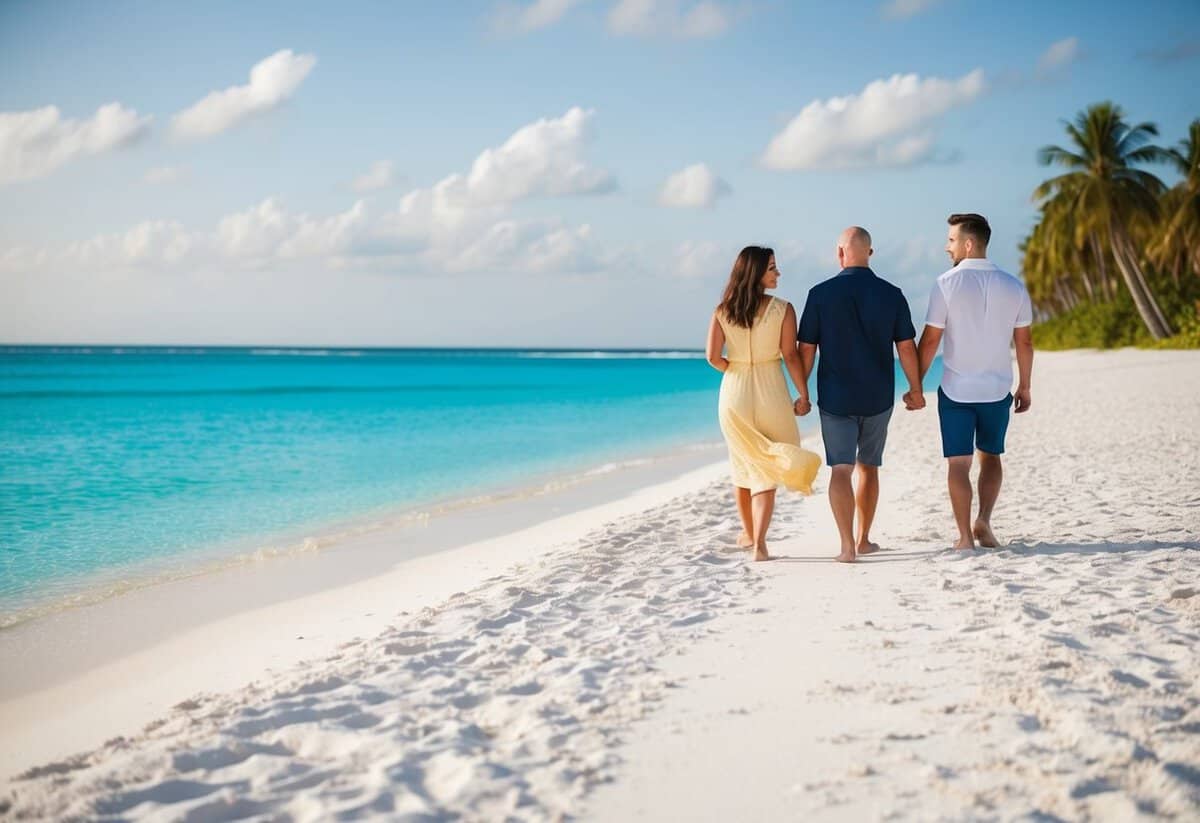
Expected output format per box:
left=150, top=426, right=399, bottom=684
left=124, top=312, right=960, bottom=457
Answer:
left=938, top=389, right=977, bottom=549
left=947, top=456, right=974, bottom=549
left=854, top=464, right=880, bottom=553
left=734, top=486, right=753, bottom=547
left=819, top=409, right=859, bottom=563
left=974, top=452, right=1002, bottom=547
left=853, top=407, right=891, bottom=554
left=750, top=490, right=776, bottom=561
left=972, top=394, right=1011, bottom=548
left=828, top=465, right=857, bottom=562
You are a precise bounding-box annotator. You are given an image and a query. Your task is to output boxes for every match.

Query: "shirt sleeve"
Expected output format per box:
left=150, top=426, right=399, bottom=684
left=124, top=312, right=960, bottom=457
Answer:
left=894, top=291, right=917, bottom=342
left=797, top=292, right=819, bottom=344
left=924, top=284, right=948, bottom=329
left=1014, top=286, right=1033, bottom=328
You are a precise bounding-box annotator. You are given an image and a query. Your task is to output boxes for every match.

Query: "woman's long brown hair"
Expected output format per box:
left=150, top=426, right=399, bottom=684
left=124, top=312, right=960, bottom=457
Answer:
left=718, top=246, right=773, bottom=328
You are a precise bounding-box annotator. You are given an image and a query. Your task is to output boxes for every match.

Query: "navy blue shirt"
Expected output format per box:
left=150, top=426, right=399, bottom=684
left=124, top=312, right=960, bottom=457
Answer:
left=797, top=267, right=916, bottom=417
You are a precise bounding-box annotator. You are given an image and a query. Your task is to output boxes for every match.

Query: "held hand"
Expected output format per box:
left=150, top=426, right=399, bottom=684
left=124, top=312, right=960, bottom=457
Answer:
left=793, top=396, right=812, bottom=416
left=1014, top=387, right=1032, bottom=414
left=903, top=390, right=926, bottom=411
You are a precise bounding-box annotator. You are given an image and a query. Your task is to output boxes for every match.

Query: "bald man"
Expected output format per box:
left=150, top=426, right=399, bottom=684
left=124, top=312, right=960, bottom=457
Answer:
left=797, top=227, right=924, bottom=563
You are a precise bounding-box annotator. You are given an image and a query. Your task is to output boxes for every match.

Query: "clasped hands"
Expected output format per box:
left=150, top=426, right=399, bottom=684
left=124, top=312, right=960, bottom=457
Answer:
left=902, top=390, right=926, bottom=411
left=795, top=391, right=926, bottom=415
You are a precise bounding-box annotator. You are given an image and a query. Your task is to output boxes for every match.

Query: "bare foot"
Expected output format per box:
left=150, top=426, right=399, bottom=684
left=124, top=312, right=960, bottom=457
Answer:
left=737, top=532, right=754, bottom=549
left=952, top=536, right=976, bottom=550
left=835, top=551, right=857, bottom=563
left=752, top=542, right=771, bottom=562
left=856, top=541, right=880, bottom=555
left=973, top=520, right=999, bottom=548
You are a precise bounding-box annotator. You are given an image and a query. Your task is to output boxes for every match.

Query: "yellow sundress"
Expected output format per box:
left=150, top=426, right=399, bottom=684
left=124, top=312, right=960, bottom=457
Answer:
left=716, top=296, right=821, bottom=495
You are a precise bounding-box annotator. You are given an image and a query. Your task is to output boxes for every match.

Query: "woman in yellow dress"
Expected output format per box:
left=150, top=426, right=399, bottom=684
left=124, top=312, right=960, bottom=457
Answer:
left=705, top=246, right=821, bottom=561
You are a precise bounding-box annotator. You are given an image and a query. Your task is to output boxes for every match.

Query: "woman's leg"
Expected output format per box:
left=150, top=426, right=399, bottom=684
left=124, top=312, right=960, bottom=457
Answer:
left=735, top=486, right=753, bottom=547
left=751, top=489, right=776, bottom=561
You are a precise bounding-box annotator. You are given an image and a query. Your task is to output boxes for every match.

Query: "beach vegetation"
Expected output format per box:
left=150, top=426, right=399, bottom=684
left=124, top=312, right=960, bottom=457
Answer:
left=1025, top=104, right=1199, bottom=348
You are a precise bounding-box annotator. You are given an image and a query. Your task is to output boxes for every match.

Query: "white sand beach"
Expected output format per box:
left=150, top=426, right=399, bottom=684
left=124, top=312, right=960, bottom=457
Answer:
left=2, top=349, right=1198, bottom=821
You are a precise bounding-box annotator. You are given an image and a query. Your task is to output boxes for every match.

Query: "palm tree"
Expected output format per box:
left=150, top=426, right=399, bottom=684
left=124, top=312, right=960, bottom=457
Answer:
left=1020, top=221, right=1059, bottom=314
left=1035, top=102, right=1174, bottom=339
left=1022, top=210, right=1086, bottom=314
left=1151, top=119, right=1200, bottom=284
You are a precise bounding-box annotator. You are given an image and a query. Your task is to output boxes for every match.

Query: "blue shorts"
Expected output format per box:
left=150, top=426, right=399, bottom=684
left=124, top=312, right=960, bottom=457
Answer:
left=937, top=388, right=1012, bottom=458
left=819, top=406, right=893, bottom=467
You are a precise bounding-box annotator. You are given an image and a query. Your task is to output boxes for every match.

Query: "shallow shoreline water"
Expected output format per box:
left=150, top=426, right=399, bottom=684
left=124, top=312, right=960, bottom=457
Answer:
left=0, top=346, right=728, bottom=623
left=0, top=440, right=726, bottom=631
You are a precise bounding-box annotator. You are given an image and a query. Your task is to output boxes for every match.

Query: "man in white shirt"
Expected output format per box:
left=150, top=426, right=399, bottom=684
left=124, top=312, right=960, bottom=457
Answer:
left=914, top=213, right=1034, bottom=550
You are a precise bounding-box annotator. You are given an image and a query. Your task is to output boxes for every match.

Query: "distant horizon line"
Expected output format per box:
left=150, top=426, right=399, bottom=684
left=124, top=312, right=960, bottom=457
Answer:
left=0, top=343, right=708, bottom=353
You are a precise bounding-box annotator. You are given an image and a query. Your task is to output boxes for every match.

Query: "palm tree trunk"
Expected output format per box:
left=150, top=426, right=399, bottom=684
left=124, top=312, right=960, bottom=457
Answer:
left=1062, top=279, right=1079, bottom=309
left=1077, top=268, right=1096, bottom=302
left=1089, top=235, right=1113, bottom=301
left=1109, top=219, right=1173, bottom=339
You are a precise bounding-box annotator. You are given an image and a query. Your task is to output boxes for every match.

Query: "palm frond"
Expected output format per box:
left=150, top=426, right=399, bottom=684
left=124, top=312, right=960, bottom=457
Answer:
left=1033, top=172, right=1087, bottom=201
left=1125, top=145, right=1172, bottom=165
left=1115, top=167, right=1167, bottom=196
left=1038, top=144, right=1087, bottom=168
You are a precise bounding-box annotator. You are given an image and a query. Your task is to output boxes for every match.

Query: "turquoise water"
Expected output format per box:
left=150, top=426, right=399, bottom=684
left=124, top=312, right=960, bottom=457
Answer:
left=0, top=347, right=940, bottom=624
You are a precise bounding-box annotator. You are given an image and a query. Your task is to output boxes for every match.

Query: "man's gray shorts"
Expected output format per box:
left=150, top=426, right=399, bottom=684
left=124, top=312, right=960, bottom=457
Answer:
left=819, top=406, right=894, bottom=467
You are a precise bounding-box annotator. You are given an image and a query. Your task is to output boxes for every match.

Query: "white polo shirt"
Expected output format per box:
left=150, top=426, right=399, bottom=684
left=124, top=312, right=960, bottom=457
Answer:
left=924, top=258, right=1032, bottom=403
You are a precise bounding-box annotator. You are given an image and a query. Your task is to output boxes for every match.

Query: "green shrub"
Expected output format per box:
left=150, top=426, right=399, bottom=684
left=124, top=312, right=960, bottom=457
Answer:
left=1031, top=296, right=1153, bottom=350
left=1146, top=308, right=1200, bottom=349
left=1032, top=277, right=1200, bottom=350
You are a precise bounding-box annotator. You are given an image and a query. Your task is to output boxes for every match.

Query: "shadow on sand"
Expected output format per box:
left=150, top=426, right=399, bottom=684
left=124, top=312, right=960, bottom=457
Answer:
left=767, top=548, right=941, bottom=564
left=765, top=539, right=1199, bottom=564
left=952, top=539, right=1200, bottom=558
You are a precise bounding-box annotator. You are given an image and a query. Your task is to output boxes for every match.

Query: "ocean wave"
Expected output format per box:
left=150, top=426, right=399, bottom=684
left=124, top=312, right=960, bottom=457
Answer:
left=0, top=444, right=724, bottom=632
left=0, top=384, right=542, bottom=399
left=248, top=349, right=364, bottom=357
left=514, top=351, right=705, bottom=359
left=1, top=347, right=705, bottom=359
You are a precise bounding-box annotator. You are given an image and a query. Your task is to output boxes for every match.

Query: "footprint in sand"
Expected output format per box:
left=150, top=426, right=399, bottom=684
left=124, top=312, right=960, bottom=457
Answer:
left=1110, top=669, right=1150, bottom=689
left=1022, top=603, right=1050, bottom=620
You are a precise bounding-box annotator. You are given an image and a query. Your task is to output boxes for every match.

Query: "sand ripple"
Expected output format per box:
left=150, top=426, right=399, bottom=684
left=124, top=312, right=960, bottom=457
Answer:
left=1, top=484, right=796, bottom=820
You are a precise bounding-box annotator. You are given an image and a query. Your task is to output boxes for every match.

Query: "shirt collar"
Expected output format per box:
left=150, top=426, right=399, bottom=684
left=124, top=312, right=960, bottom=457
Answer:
left=950, top=257, right=997, bottom=272
left=838, top=266, right=874, bottom=277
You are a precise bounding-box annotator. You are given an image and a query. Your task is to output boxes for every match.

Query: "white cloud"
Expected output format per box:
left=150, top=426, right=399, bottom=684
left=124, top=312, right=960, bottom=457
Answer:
left=214, top=197, right=292, bottom=259
left=277, top=201, right=371, bottom=260
left=881, top=0, right=942, bottom=19
left=673, top=239, right=728, bottom=279
left=523, top=223, right=601, bottom=272
left=454, top=106, right=615, bottom=204
left=1037, top=36, right=1080, bottom=74
left=2, top=194, right=602, bottom=277
left=213, top=197, right=375, bottom=263
left=658, top=163, right=730, bottom=208
left=143, top=166, right=187, bottom=185
left=352, top=160, right=398, bottom=193
left=0, top=198, right=371, bottom=273
left=0, top=103, right=151, bottom=185
left=4, top=108, right=615, bottom=278
left=380, top=180, right=490, bottom=247
left=491, top=0, right=583, bottom=33
left=367, top=107, right=614, bottom=263
left=171, top=49, right=317, bottom=140
left=47, top=220, right=193, bottom=269
left=761, top=69, right=985, bottom=171
left=608, top=0, right=733, bottom=39
left=443, top=219, right=603, bottom=273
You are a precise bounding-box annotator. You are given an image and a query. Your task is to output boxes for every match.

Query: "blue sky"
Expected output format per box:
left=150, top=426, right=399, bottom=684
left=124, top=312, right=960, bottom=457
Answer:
left=1, top=0, right=1197, bottom=347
